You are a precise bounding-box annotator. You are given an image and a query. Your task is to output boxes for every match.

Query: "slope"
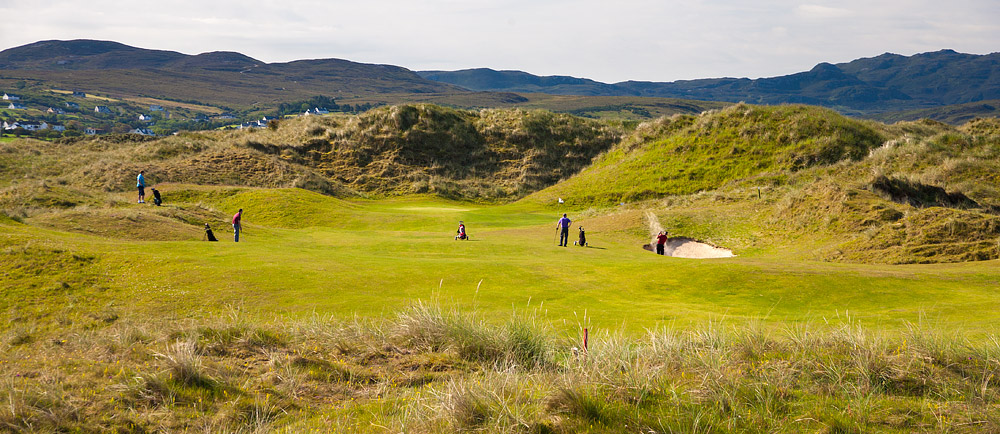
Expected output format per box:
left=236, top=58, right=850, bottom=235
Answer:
left=227, top=104, right=623, bottom=199
left=528, top=106, right=1000, bottom=264
left=530, top=104, right=886, bottom=205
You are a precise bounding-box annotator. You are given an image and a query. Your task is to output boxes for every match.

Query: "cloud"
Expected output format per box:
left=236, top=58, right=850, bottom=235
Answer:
left=0, top=0, right=997, bottom=83
left=796, top=4, right=854, bottom=19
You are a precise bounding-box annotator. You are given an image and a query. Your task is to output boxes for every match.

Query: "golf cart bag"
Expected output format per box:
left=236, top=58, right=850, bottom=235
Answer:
left=152, top=189, right=162, bottom=206
left=575, top=226, right=587, bottom=246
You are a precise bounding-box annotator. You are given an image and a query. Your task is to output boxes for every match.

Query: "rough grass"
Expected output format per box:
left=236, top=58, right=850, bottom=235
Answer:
left=28, top=204, right=225, bottom=241
left=2, top=305, right=999, bottom=433
left=234, top=104, right=623, bottom=199
left=827, top=207, right=1000, bottom=264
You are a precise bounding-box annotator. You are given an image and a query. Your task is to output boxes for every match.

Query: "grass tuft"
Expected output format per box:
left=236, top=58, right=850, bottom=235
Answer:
left=154, top=339, right=216, bottom=388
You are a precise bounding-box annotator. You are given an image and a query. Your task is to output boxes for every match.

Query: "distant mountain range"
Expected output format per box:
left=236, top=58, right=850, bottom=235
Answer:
left=420, top=50, right=1000, bottom=114
left=0, top=40, right=997, bottom=122
left=0, top=40, right=462, bottom=109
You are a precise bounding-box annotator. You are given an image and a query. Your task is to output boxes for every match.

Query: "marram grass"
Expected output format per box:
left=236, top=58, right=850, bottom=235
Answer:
left=3, top=304, right=1000, bottom=433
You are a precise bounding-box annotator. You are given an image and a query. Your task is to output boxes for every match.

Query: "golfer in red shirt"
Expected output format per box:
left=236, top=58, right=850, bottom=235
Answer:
left=232, top=209, right=242, bottom=242
left=656, top=231, right=668, bottom=255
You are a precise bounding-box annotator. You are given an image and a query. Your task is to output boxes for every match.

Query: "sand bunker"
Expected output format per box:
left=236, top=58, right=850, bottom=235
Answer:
left=643, top=238, right=735, bottom=259
left=643, top=210, right=735, bottom=259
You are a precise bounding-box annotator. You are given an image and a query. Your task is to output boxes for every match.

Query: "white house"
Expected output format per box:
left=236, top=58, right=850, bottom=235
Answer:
left=94, top=106, right=112, bottom=114
left=51, top=125, right=66, bottom=132
left=138, top=114, right=154, bottom=121
left=313, top=107, right=330, bottom=115
left=2, top=93, right=21, bottom=101
left=19, top=122, right=45, bottom=131
left=65, top=102, right=79, bottom=109
left=130, top=128, right=155, bottom=136
left=47, top=107, right=66, bottom=115
left=84, top=128, right=102, bottom=135
left=7, top=103, right=26, bottom=110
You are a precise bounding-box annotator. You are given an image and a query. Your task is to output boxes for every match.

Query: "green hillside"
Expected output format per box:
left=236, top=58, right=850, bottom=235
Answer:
left=532, top=104, right=886, bottom=204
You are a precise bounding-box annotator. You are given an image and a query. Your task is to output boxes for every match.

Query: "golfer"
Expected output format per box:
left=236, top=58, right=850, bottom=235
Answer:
left=232, top=209, right=243, bottom=242
left=656, top=231, right=668, bottom=255
left=556, top=213, right=571, bottom=247
left=136, top=171, right=146, bottom=203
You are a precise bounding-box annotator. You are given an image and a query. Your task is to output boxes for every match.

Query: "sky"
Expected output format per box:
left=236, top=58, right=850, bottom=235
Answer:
left=0, top=0, right=997, bottom=83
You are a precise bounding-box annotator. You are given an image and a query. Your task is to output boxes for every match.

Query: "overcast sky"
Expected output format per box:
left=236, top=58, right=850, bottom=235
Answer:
left=0, top=0, right=997, bottom=83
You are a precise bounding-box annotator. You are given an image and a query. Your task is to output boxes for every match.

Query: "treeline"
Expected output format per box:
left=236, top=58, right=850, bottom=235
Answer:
left=275, top=96, right=383, bottom=116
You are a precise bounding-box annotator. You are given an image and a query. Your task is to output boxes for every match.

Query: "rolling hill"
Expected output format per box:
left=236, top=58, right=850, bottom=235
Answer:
left=420, top=49, right=1000, bottom=116
left=0, top=39, right=464, bottom=108
left=6, top=40, right=998, bottom=127
left=0, top=40, right=727, bottom=123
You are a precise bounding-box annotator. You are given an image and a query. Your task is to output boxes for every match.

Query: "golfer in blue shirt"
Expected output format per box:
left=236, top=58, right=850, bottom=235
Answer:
left=136, top=171, right=146, bottom=203
left=556, top=213, right=571, bottom=247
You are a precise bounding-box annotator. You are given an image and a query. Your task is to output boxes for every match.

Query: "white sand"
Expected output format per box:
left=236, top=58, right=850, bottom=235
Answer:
left=661, top=238, right=735, bottom=259
left=643, top=211, right=735, bottom=259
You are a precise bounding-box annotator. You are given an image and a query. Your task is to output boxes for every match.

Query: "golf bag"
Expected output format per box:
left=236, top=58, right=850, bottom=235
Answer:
left=152, top=189, right=162, bottom=206
left=575, top=227, right=587, bottom=246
